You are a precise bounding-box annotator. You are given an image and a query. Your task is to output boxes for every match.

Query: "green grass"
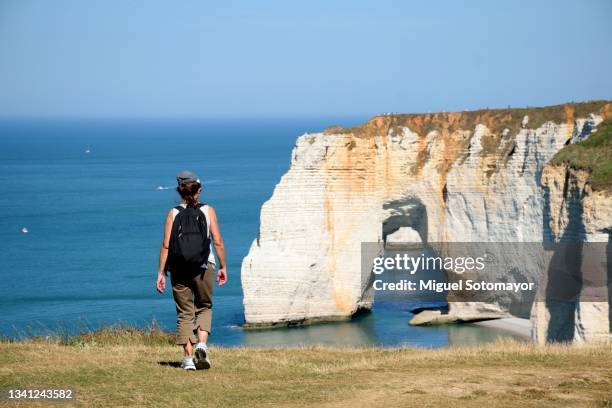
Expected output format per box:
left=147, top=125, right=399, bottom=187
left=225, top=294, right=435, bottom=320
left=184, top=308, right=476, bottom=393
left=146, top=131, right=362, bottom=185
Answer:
left=1, top=329, right=611, bottom=407
left=550, top=120, right=612, bottom=190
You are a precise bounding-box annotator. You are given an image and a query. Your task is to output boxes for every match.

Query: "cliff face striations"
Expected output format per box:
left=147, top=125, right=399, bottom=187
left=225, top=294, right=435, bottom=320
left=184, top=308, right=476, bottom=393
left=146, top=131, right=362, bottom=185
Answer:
left=241, top=101, right=612, bottom=341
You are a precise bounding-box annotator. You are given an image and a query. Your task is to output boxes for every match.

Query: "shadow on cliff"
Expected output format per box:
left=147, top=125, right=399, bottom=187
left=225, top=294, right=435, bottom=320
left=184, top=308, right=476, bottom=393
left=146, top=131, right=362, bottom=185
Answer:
left=382, top=197, right=428, bottom=244
left=608, top=230, right=612, bottom=335
left=542, top=173, right=584, bottom=342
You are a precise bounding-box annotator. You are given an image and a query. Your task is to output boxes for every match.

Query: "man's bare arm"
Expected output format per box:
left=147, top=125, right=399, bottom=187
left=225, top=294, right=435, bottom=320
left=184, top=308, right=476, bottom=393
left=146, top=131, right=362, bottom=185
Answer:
left=209, top=207, right=226, bottom=267
left=208, top=206, right=227, bottom=285
left=156, top=210, right=173, bottom=293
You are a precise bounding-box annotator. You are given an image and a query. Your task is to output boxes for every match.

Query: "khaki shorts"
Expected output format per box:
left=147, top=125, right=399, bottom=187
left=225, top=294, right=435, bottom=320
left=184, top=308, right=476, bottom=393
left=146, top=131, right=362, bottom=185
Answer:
left=170, top=262, right=215, bottom=345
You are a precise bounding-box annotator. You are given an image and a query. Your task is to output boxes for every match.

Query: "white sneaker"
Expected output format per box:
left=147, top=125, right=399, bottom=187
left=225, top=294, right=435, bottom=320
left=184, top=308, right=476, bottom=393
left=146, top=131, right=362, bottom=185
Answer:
left=181, top=357, right=196, bottom=371
left=194, top=343, right=211, bottom=369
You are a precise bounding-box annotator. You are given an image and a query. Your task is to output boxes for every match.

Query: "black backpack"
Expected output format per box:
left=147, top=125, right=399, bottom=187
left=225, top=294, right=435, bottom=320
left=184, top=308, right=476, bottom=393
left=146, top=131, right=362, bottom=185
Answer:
left=167, top=203, right=211, bottom=273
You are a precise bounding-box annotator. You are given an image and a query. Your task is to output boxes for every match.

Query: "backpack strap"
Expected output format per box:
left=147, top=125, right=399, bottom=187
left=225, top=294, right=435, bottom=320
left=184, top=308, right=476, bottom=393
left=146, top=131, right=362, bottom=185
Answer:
left=199, top=203, right=210, bottom=238
left=174, top=205, right=184, bottom=212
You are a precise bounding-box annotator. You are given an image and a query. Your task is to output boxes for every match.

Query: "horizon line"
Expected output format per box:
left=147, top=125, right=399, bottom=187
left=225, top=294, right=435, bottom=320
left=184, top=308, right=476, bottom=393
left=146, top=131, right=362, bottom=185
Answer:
left=1, top=98, right=610, bottom=122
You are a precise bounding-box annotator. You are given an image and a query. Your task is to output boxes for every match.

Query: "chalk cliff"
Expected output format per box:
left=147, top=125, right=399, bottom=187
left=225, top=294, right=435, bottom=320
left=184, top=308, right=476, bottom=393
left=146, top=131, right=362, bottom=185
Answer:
left=530, top=164, right=611, bottom=343
left=241, top=101, right=611, bottom=342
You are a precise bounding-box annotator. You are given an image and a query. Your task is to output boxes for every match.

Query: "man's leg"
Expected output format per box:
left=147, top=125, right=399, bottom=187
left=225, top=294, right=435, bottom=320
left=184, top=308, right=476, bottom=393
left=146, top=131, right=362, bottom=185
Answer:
left=184, top=341, right=194, bottom=357
left=197, top=326, right=209, bottom=344
left=193, top=263, right=214, bottom=369
left=193, top=263, right=214, bottom=340
left=170, top=273, right=197, bottom=356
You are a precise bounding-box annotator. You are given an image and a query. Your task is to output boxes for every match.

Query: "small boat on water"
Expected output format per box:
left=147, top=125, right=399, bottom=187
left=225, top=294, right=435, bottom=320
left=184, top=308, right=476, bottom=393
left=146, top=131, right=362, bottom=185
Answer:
left=21, top=227, right=28, bottom=234
left=85, top=147, right=91, bottom=154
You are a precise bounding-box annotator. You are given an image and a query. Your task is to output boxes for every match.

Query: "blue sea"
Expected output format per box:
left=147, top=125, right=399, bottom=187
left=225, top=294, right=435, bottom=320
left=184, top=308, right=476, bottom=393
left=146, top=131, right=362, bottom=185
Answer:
left=0, top=118, right=520, bottom=347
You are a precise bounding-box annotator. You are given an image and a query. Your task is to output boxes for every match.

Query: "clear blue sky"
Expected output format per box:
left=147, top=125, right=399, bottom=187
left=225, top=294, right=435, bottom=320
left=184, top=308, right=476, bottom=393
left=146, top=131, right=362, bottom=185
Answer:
left=0, top=0, right=610, bottom=119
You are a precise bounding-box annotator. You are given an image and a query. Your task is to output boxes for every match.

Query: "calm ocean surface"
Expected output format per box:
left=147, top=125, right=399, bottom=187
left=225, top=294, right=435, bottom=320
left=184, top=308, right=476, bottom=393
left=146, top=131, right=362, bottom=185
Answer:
left=0, top=118, right=520, bottom=347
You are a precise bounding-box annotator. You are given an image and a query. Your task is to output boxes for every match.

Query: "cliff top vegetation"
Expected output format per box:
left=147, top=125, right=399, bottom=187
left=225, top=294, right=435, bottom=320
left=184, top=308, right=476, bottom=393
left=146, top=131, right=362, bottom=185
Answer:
left=325, top=101, right=611, bottom=143
left=550, top=120, right=612, bottom=191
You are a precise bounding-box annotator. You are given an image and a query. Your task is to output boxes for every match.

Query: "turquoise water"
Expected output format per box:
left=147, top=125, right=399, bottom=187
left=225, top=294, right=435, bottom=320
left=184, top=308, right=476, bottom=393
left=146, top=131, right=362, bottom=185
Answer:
left=0, top=118, right=520, bottom=347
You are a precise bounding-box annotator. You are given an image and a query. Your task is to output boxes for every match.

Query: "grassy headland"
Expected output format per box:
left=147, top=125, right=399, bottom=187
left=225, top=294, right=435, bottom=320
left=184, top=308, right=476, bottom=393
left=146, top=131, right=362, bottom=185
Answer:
left=550, top=120, right=612, bottom=190
left=1, top=329, right=611, bottom=407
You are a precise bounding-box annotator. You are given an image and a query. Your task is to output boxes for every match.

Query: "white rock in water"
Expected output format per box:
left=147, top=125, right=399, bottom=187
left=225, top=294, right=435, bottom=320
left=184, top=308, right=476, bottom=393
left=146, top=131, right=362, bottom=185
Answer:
left=409, top=303, right=508, bottom=326
left=386, top=227, right=422, bottom=244
left=241, top=103, right=612, bottom=343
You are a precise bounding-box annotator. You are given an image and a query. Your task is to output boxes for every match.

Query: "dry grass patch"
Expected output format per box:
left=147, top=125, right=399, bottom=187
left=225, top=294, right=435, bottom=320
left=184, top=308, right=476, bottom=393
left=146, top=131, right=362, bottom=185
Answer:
left=0, top=336, right=611, bottom=407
